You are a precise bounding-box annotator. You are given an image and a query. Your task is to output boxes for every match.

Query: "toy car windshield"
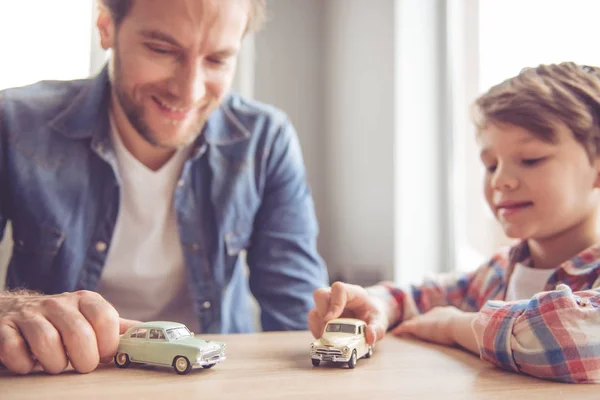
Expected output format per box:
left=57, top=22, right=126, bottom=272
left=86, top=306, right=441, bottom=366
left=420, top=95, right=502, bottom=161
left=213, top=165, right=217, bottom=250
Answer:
left=166, top=327, right=192, bottom=340
left=326, top=323, right=356, bottom=334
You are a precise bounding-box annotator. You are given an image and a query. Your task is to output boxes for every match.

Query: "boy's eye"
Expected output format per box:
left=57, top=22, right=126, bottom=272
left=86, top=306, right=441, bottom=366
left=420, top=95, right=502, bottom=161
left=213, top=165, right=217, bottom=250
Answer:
left=485, top=164, right=497, bottom=173
left=521, top=157, right=546, bottom=166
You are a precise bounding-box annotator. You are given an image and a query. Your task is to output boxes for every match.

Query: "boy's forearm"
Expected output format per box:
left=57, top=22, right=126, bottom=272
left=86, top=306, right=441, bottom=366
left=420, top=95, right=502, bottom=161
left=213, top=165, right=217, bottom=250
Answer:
left=451, top=312, right=480, bottom=355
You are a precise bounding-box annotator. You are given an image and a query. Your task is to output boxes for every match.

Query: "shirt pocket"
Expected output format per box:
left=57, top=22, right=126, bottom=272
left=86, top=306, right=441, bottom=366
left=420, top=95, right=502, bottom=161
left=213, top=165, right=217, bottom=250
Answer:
left=10, top=223, right=65, bottom=290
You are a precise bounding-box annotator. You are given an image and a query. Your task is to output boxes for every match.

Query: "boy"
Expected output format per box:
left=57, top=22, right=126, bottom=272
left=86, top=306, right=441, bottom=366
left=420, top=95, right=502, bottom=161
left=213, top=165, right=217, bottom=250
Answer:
left=309, top=62, right=600, bottom=383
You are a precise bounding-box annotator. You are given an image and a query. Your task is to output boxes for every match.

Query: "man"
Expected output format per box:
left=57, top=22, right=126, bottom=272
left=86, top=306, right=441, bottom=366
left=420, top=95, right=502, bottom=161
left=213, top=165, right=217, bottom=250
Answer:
left=0, top=0, right=327, bottom=375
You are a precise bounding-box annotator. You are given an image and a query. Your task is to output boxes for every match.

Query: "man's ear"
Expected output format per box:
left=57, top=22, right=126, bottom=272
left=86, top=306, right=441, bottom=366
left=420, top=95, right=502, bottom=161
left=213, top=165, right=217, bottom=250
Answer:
left=97, top=3, right=116, bottom=50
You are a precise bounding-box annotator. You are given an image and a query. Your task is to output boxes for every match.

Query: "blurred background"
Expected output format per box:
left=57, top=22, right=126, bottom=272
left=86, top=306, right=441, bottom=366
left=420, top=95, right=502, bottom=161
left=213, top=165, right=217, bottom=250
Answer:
left=2, top=0, right=600, bottom=290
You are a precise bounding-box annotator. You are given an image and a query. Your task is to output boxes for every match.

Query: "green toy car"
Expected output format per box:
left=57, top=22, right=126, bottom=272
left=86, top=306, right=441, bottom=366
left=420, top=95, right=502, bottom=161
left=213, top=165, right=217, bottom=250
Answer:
left=114, top=321, right=226, bottom=374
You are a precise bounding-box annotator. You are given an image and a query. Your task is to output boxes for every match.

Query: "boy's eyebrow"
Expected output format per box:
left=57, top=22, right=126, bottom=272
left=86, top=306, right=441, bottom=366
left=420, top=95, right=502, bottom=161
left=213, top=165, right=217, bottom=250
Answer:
left=139, top=29, right=183, bottom=47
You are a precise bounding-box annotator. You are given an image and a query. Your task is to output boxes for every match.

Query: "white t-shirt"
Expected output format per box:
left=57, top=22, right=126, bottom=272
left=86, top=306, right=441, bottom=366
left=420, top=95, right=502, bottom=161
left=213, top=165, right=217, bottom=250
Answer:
left=95, top=119, right=200, bottom=333
left=505, top=262, right=558, bottom=302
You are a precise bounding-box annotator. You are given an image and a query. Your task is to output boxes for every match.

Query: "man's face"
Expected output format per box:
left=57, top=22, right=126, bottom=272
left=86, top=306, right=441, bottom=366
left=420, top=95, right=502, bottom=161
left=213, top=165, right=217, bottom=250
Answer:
left=479, top=122, right=600, bottom=240
left=100, top=0, right=248, bottom=149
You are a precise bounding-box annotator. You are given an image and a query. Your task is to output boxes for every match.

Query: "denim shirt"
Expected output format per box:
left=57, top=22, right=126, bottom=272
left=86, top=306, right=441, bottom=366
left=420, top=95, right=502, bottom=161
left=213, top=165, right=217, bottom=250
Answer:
left=0, top=66, right=328, bottom=333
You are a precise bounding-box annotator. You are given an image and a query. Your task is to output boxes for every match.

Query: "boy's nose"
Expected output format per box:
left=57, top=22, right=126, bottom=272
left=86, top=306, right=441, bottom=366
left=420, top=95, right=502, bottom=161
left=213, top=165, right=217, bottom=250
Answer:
left=491, top=167, right=519, bottom=191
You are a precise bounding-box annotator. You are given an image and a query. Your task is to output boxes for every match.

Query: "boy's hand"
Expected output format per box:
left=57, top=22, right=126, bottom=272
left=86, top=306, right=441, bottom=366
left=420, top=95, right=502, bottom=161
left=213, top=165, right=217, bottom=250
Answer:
left=392, top=307, right=480, bottom=354
left=308, top=282, right=390, bottom=345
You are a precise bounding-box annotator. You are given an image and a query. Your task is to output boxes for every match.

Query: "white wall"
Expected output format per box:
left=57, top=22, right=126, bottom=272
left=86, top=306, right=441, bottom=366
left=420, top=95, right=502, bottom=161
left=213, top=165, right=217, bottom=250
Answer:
left=254, top=0, right=397, bottom=285
left=322, top=0, right=396, bottom=283
left=253, top=0, right=329, bottom=270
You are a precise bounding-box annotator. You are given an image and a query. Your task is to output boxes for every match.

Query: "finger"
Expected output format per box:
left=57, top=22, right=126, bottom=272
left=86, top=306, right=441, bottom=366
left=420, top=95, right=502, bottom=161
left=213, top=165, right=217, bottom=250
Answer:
left=313, top=288, right=332, bottom=319
left=0, top=325, right=35, bottom=375
left=391, top=320, right=418, bottom=336
left=118, top=318, right=140, bottom=335
left=326, top=282, right=349, bottom=319
left=42, top=297, right=99, bottom=374
left=99, top=317, right=140, bottom=363
left=15, top=316, right=68, bottom=374
left=327, top=282, right=373, bottom=320
left=366, top=319, right=387, bottom=345
left=77, top=291, right=120, bottom=364
left=308, top=309, right=325, bottom=339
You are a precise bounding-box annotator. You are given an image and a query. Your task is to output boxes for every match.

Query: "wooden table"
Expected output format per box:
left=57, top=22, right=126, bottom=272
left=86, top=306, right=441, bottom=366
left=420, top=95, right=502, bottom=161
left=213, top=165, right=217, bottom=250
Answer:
left=2, top=331, right=597, bottom=399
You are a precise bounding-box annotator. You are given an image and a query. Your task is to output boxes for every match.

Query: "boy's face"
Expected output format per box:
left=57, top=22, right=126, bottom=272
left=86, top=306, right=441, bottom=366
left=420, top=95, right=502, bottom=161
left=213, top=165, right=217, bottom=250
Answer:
left=479, top=123, right=600, bottom=240
left=98, top=0, right=248, bottom=149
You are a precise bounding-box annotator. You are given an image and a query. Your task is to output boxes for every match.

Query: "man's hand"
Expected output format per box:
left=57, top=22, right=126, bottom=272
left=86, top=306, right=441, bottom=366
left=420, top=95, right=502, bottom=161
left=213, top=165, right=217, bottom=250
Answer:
left=308, top=282, right=390, bottom=345
left=0, top=290, right=139, bottom=375
left=391, top=306, right=479, bottom=354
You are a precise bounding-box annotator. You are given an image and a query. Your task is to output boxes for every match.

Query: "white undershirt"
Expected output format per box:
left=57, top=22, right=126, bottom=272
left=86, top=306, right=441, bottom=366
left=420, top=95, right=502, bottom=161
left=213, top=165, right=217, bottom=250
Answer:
left=96, top=119, right=200, bottom=333
left=505, top=262, right=558, bottom=302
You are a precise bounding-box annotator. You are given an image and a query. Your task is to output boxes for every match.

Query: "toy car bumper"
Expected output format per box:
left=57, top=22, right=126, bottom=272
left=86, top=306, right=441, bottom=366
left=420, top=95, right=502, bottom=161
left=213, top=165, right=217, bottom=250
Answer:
left=195, top=353, right=226, bottom=367
left=311, top=353, right=350, bottom=363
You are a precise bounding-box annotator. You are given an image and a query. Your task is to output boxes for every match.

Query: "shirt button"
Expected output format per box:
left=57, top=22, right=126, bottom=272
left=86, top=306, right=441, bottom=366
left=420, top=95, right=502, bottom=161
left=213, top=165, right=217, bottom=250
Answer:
left=202, top=301, right=211, bottom=309
left=577, top=298, right=591, bottom=307
left=177, top=179, right=185, bottom=188
left=95, top=241, right=108, bottom=253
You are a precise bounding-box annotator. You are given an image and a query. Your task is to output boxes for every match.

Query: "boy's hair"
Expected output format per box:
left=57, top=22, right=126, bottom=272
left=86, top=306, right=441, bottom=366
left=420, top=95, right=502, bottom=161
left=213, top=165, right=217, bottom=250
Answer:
left=474, top=62, right=600, bottom=160
left=101, top=0, right=267, bottom=33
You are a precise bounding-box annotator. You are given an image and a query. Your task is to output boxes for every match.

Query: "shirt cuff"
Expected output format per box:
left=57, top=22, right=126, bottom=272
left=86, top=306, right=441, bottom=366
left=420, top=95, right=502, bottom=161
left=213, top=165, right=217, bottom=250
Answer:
left=472, top=299, right=528, bottom=372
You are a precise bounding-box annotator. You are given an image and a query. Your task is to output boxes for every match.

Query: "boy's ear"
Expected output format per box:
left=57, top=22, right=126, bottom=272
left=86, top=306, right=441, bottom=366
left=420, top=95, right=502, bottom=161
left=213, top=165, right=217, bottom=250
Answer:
left=593, top=157, right=600, bottom=189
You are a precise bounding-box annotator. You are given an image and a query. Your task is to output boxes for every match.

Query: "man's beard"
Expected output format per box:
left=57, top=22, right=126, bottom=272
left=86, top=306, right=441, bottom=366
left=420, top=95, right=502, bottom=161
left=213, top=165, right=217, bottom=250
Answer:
left=111, top=49, right=205, bottom=150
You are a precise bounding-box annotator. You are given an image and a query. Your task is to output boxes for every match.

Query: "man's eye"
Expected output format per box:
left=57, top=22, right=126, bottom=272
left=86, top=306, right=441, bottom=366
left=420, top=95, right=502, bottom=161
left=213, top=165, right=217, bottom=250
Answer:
left=522, top=157, right=545, bottom=166
left=146, top=45, right=173, bottom=55
left=207, top=57, right=226, bottom=66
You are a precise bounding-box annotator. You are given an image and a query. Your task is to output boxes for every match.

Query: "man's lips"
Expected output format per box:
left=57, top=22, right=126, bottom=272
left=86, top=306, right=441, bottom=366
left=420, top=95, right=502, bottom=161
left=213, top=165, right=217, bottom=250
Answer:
left=496, top=201, right=533, bottom=217
left=152, top=96, right=192, bottom=121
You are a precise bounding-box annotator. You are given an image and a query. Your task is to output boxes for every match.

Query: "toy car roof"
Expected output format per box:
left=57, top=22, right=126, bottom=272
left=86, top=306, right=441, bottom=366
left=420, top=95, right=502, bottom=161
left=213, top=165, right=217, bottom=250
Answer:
left=326, top=318, right=366, bottom=326
left=125, top=321, right=188, bottom=331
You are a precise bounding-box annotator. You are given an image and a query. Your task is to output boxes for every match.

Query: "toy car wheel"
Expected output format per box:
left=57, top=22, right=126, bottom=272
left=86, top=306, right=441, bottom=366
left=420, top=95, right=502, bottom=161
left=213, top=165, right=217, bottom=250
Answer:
left=203, top=363, right=216, bottom=369
left=311, top=359, right=320, bottom=367
left=173, top=356, right=192, bottom=375
left=347, top=350, right=357, bottom=369
left=114, top=353, right=131, bottom=368
left=365, top=346, right=373, bottom=358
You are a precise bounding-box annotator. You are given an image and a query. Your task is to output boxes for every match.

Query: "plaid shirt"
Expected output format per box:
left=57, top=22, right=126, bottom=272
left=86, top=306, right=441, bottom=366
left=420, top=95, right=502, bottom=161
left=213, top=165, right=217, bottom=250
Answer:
left=369, top=241, right=600, bottom=383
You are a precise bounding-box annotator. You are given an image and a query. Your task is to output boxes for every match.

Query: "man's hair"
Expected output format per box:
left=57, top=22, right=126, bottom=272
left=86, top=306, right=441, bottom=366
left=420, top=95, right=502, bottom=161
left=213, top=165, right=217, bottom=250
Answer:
left=474, top=62, right=600, bottom=160
left=102, top=0, right=267, bottom=33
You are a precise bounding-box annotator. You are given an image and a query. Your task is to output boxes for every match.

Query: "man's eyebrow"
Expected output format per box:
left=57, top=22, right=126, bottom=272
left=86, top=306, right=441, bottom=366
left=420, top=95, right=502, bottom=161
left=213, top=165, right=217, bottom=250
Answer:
left=211, top=48, right=240, bottom=58
left=139, top=29, right=183, bottom=47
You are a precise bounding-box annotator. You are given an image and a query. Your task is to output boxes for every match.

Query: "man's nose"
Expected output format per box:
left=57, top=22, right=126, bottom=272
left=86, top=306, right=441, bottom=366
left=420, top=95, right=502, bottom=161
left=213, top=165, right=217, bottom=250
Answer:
left=170, top=61, right=206, bottom=105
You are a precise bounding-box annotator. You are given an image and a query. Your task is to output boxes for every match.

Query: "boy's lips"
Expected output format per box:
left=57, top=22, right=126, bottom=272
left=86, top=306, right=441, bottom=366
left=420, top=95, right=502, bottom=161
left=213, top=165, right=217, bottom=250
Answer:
left=496, top=201, right=534, bottom=217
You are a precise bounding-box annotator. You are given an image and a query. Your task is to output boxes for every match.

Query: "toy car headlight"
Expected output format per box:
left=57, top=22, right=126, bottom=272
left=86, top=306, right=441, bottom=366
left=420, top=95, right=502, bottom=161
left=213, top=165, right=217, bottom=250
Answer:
left=343, top=346, right=350, bottom=354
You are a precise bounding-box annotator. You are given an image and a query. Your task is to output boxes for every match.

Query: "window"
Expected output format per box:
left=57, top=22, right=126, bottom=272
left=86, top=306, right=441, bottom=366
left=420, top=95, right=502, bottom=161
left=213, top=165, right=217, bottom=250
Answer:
left=452, top=0, right=600, bottom=272
left=0, top=0, right=94, bottom=90
left=149, top=329, right=165, bottom=340
left=479, top=0, right=600, bottom=91
left=134, top=328, right=147, bottom=339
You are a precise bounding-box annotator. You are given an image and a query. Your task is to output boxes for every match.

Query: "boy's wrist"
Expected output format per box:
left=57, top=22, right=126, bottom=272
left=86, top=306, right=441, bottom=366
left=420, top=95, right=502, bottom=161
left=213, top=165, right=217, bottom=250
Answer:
left=451, top=311, right=480, bottom=355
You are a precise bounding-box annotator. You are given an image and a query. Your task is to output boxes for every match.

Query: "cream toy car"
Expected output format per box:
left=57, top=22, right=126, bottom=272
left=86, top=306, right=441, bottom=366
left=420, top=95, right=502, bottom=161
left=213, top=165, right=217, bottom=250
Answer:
left=310, top=318, right=373, bottom=369
left=114, top=321, right=226, bottom=374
